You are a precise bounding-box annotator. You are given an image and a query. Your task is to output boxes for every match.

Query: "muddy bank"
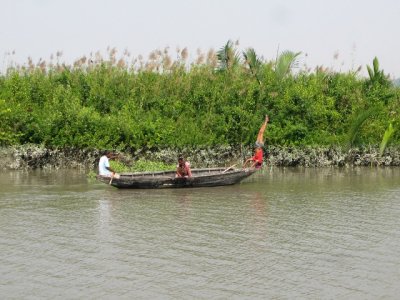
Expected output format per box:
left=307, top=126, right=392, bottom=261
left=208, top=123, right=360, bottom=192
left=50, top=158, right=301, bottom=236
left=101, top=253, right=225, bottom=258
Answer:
left=1, top=144, right=400, bottom=170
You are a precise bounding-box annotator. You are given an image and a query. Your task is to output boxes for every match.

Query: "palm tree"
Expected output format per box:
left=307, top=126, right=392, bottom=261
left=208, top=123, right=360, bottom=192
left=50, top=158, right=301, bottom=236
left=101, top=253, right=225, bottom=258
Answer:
left=347, top=57, right=396, bottom=151
left=274, top=50, right=301, bottom=81
left=217, top=40, right=240, bottom=72
left=243, top=48, right=262, bottom=85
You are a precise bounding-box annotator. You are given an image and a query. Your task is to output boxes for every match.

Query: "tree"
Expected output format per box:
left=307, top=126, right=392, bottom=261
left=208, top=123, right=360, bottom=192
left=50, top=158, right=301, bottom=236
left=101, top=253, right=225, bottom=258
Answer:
left=275, top=50, right=301, bottom=81
left=243, top=48, right=262, bottom=85
left=217, top=40, right=240, bottom=72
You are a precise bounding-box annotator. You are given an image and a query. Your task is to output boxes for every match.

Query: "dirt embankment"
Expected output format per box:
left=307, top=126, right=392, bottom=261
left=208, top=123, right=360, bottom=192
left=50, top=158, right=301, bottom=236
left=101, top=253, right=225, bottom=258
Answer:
left=1, top=144, right=400, bottom=170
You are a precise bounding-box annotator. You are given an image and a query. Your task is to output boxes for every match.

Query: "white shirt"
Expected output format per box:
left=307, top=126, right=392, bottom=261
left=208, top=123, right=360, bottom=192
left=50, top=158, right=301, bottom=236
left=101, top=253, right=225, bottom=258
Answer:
left=99, top=155, right=112, bottom=176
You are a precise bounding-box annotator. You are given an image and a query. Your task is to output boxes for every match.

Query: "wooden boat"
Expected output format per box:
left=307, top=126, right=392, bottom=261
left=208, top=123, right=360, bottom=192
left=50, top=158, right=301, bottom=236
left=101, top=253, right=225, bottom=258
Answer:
left=97, top=167, right=258, bottom=189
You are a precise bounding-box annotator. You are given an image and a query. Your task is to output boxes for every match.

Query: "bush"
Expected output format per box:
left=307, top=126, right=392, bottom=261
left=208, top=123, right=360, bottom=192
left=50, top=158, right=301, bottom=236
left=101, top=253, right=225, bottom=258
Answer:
left=0, top=49, right=399, bottom=149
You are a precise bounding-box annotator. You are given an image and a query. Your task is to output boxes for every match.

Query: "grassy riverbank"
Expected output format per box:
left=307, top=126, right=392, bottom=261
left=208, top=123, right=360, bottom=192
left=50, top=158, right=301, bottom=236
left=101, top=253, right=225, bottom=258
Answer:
left=1, top=42, right=399, bottom=154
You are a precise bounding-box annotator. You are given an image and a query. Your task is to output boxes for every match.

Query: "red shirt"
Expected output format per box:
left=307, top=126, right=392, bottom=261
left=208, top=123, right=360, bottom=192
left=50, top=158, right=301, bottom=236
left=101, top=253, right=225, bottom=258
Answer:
left=176, top=161, right=192, bottom=177
left=253, top=149, right=263, bottom=167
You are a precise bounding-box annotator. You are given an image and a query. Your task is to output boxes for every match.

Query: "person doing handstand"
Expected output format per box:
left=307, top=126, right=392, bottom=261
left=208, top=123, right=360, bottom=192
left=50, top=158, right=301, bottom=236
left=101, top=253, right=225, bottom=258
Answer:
left=243, top=115, right=269, bottom=169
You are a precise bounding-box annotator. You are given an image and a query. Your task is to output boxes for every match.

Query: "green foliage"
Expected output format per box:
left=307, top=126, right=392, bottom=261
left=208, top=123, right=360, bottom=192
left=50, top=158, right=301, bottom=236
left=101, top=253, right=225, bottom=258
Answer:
left=275, top=50, right=301, bottom=82
left=0, top=45, right=399, bottom=150
left=110, top=159, right=175, bottom=172
left=217, top=40, right=240, bottom=72
left=367, top=57, right=390, bottom=87
left=347, top=105, right=381, bottom=147
left=243, top=48, right=262, bottom=85
left=380, top=123, right=395, bottom=156
left=0, top=99, right=21, bottom=145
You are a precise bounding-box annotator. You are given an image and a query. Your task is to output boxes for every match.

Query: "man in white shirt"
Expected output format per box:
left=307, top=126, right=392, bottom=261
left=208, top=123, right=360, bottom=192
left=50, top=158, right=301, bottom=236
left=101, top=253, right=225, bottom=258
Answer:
left=98, top=151, right=116, bottom=177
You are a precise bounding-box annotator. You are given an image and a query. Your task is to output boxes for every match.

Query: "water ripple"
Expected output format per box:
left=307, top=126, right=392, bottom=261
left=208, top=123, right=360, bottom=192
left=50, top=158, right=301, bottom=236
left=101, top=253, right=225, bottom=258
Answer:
left=1, top=168, right=400, bottom=298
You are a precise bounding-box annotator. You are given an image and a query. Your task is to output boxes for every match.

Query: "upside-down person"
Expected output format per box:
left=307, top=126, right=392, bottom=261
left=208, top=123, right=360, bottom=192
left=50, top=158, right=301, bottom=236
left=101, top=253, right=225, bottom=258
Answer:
left=243, top=115, right=269, bottom=169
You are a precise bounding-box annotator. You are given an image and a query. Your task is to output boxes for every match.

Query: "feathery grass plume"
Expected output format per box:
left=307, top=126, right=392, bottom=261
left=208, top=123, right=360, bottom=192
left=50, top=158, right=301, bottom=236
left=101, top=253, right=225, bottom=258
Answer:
left=73, top=58, right=81, bottom=69
left=195, top=48, right=205, bottom=65
left=117, top=58, right=126, bottom=69
left=145, top=61, right=157, bottom=72
left=243, top=47, right=262, bottom=85
left=315, top=65, right=329, bottom=74
left=217, top=40, right=240, bottom=71
left=39, top=61, right=46, bottom=73
left=163, top=54, right=172, bottom=71
left=347, top=105, right=381, bottom=148
left=206, top=49, right=217, bottom=68
left=108, top=47, right=117, bottom=65
left=27, top=57, right=34, bottom=72
left=123, top=48, right=131, bottom=57
left=161, top=47, right=173, bottom=71
left=146, top=49, right=163, bottom=72
left=137, top=54, right=144, bottom=71
left=151, top=49, right=163, bottom=72
left=333, top=51, right=339, bottom=60
left=379, top=122, right=395, bottom=156
left=95, top=51, right=103, bottom=64
left=275, top=50, right=301, bottom=81
left=55, top=51, right=63, bottom=67
left=149, top=51, right=157, bottom=61
left=163, top=47, right=169, bottom=55
left=181, top=47, right=188, bottom=61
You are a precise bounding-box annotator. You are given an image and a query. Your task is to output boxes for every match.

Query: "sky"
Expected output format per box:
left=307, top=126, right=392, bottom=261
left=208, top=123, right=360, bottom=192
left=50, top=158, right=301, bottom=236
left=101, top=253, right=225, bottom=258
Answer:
left=1, top=0, right=400, bottom=78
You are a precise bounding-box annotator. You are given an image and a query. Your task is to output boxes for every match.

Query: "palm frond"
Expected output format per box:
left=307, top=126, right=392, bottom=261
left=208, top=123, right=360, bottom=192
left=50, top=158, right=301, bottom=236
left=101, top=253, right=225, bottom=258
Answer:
left=217, top=40, right=240, bottom=71
left=275, top=50, right=301, bottom=81
left=243, top=48, right=262, bottom=84
left=367, top=65, right=374, bottom=81
left=347, top=106, right=380, bottom=147
left=366, top=56, right=390, bottom=87
left=379, top=122, right=395, bottom=156
left=373, top=57, right=379, bottom=75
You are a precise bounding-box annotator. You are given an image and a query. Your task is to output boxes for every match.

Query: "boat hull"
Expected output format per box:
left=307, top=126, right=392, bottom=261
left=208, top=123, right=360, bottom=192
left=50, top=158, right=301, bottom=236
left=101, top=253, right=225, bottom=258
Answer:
left=97, top=168, right=257, bottom=189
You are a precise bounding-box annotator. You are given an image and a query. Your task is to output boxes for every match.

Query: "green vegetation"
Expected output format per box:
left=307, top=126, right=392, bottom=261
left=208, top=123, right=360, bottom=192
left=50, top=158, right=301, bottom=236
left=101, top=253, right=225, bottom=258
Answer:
left=110, top=159, right=176, bottom=172
left=1, top=43, right=399, bottom=152
left=87, top=159, right=176, bottom=178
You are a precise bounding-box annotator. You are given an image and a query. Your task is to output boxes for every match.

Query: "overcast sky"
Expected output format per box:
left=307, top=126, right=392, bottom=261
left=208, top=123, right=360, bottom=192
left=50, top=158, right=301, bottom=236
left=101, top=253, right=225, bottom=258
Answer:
left=1, top=0, right=399, bottom=77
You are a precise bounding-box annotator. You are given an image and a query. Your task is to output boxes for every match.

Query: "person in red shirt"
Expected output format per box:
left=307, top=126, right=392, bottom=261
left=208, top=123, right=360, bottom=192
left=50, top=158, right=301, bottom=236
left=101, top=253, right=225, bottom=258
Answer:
left=243, top=115, right=269, bottom=169
left=176, top=156, right=192, bottom=178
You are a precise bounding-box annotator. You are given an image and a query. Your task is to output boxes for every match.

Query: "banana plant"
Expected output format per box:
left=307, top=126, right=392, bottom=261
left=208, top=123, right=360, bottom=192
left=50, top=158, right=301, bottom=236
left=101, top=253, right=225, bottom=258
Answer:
left=367, top=57, right=385, bottom=85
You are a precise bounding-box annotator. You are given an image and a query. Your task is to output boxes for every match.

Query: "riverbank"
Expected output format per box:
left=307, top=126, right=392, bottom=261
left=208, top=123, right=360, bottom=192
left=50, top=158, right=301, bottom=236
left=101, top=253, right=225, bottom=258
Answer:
left=1, top=144, right=400, bottom=170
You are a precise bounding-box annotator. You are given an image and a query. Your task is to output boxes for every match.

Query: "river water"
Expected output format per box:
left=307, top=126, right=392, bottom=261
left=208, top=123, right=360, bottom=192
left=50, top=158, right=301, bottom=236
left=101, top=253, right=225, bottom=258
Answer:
left=1, top=167, right=399, bottom=299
